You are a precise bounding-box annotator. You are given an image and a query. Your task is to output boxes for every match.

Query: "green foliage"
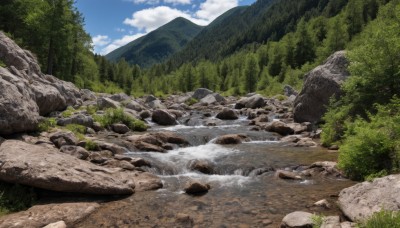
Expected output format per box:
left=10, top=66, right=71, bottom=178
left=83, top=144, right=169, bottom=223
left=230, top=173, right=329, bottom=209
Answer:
left=185, top=98, right=198, bottom=106
left=37, top=118, right=57, bottom=132
left=311, top=214, right=325, bottom=228
left=275, top=95, right=288, bottom=101
left=86, top=105, right=98, bottom=116
left=84, top=139, right=98, bottom=151
left=0, top=182, right=36, bottom=214
left=61, top=106, right=76, bottom=118
left=0, top=59, right=6, bottom=68
left=359, top=211, right=400, bottom=228
left=65, top=124, right=86, bottom=140
left=321, top=103, right=352, bottom=147
left=95, top=108, right=148, bottom=132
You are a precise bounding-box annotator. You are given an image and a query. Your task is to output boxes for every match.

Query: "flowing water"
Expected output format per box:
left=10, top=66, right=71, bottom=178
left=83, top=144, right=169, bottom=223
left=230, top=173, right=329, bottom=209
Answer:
left=77, top=115, right=355, bottom=228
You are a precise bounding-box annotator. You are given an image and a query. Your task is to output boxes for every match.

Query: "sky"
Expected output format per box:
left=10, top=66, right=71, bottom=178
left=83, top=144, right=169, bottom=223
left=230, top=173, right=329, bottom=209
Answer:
left=74, top=0, right=257, bottom=55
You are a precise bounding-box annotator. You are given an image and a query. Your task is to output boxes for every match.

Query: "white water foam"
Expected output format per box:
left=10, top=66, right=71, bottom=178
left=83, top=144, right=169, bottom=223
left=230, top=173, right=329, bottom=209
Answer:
left=158, top=124, right=241, bottom=132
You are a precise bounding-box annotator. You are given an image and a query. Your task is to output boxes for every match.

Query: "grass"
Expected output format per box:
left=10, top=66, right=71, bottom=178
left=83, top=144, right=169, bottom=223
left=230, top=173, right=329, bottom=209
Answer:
left=311, top=214, right=324, bottom=228
left=359, top=211, right=400, bottom=228
left=37, top=118, right=57, bottom=132
left=185, top=97, right=198, bottom=106
left=84, top=139, right=98, bottom=151
left=65, top=124, right=86, bottom=141
left=94, top=108, right=147, bottom=132
left=61, top=106, right=76, bottom=118
left=0, top=182, right=36, bottom=215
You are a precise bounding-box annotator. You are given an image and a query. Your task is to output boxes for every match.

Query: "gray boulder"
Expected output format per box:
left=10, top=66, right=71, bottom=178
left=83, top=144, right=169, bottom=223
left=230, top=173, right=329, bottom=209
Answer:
left=294, top=51, right=349, bottom=123
left=59, top=145, right=90, bottom=160
left=281, top=211, right=313, bottom=228
left=147, top=99, right=166, bottom=110
left=50, top=131, right=78, bottom=148
left=216, top=108, right=238, bottom=120
left=111, top=123, right=130, bottom=134
left=338, top=174, right=400, bottom=222
left=235, top=94, right=266, bottom=109
left=265, top=121, right=294, bottom=136
left=214, top=134, right=250, bottom=145
left=152, top=110, right=177, bottom=126
left=97, top=97, right=120, bottom=110
left=110, top=93, right=130, bottom=102
left=125, top=100, right=145, bottom=112
left=57, top=114, right=94, bottom=127
left=192, top=88, right=213, bottom=100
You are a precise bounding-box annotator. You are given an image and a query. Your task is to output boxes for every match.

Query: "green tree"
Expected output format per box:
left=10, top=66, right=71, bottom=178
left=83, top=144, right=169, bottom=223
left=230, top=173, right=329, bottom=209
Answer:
left=244, top=54, right=259, bottom=93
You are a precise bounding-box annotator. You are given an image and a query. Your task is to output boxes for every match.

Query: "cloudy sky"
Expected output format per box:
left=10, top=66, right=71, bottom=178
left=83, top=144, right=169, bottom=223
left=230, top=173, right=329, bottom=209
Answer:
left=75, top=0, right=256, bottom=55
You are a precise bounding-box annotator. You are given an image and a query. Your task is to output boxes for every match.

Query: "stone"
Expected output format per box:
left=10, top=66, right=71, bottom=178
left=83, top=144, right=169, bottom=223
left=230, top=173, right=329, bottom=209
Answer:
left=43, top=221, right=67, bottom=228
left=147, top=99, right=166, bottom=110
left=286, top=122, right=311, bottom=134
left=81, top=89, right=96, bottom=101
left=130, top=158, right=151, bottom=167
left=294, top=51, right=349, bottom=123
left=314, top=199, right=331, bottom=209
left=0, top=202, right=99, bottom=228
left=95, top=141, right=126, bottom=155
left=49, top=131, right=78, bottom=148
left=320, top=216, right=340, bottom=228
left=110, top=93, right=130, bottom=102
left=57, top=114, right=94, bottom=127
left=235, top=94, right=266, bottom=109
left=276, top=170, right=303, bottom=180
left=281, top=211, right=313, bottom=228
left=125, top=100, right=145, bottom=112
left=192, top=88, right=213, bottom=100
left=175, top=213, right=194, bottom=227
left=189, top=160, right=214, bottom=174
left=104, top=159, right=135, bottom=171
left=134, top=141, right=166, bottom=153
left=214, top=134, right=250, bottom=145
left=139, top=110, right=151, bottom=119
left=200, top=94, right=217, bottom=104
left=184, top=180, right=211, bottom=195
left=284, top=85, right=298, bottom=97
left=0, top=140, right=136, bottom=195
left=216, top=108, right=238, bottom=120
left=97, top=97, right=120, bottom=110
left=145, top=95, right=157, bottom=103
left=265, top=121, right=294, bottom=136
left=340, top=222, right=357, bottom=228
left=111, top=123, right=130, bottom=134
left=92, top=122, right=104, bottom=132
left=152, top=110, right=177, bottom=126
left=338, top=174, right=400, bottom=222
left=88, top=152, right=108, bottom=164
left=59, top=145, right=90, bottom=160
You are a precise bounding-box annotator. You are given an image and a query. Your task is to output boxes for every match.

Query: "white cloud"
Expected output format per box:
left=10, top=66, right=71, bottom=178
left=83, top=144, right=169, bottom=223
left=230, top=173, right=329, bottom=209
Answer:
left=196, top=0, right=238, bottom=21
left=100, top=33, right=146, bottom=55
left=164, top=0, right=191, bottom=5
left=123, top=6, right=208, bottom=33
left=126, top=0, right=190, bottom=5
left=92, top=35, right=111, bottom=47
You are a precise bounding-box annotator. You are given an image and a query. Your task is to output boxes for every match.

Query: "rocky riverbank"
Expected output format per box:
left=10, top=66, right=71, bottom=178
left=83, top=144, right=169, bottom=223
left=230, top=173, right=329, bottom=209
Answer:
left=0, top=31, right=398, bottom=227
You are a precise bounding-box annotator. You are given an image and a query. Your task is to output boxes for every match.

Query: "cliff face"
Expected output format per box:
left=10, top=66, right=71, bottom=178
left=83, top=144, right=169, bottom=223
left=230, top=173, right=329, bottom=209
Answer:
left=0, top=32, right=82, bottom=135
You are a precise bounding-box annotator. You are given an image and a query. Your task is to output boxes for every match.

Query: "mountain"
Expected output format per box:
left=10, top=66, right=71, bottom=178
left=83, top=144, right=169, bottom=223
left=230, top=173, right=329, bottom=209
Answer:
left=106, top=17, right=203, bottom=68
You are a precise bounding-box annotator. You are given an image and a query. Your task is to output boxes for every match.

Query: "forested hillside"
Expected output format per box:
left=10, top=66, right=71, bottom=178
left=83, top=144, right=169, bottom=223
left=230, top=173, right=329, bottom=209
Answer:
left=106, top=17, right=203, bottom=68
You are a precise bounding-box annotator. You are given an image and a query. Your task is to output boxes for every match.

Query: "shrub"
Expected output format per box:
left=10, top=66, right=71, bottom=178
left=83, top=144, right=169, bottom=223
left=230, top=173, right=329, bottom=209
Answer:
left=84, top=139, right=98, bottom=151
left=0, top=182, right=36, bottom=215
left=185, top=98, right=198, bottom=106
left=275, top=94, right=287, bottom=101
left=0, top=60, right=6, bottom=68
left=321, top=103, right=352, bottom=147
left=86, top=105, right=98, bottom=116
left=65, top=124, right=86, bottom=140
left=95, top=108, right=147, bottom=132
left=360, top=211, right=400, bottom=228
left=311, top=214, right=324, bottom=228
left=61, top=106, right=76, bottom=118
left=37, top=118, right=57, bottom=132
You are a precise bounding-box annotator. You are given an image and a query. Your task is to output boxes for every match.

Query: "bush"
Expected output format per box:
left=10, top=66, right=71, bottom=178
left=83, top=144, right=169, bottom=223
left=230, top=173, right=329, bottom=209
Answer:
left=84, top=139, right=98, bottom=151
left=95, top=108, right=147, bottom=132
left=0, top=182, right=36, bottom=215
left=85, top=105, right=98, bottom=116
left=37, top=118, right=57, bottom=132
left=61, top=106, right=76, bottom=118
left=185, top=98, right=198, bottom=106
left=321, top=103, right=352, bottom=147
left=360, top=211, right=400, bottom=228
left=311, top=214, right=324, bottom=228
left=65, top=124, right=86, bottom=140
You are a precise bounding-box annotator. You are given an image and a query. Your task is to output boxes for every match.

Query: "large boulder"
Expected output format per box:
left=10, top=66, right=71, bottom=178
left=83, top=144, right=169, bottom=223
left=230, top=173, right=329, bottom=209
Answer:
left=0, top=31, right=82, bottom=135
left=265, top=121, right=294, bottom=136
left=192, top=88, right=213, bottom=100
left=281, top=211, right=313, bottom=228
left=216, top=108, right=238, bottom=120
left=235, top=94, right=266, bottom=109
left=294, top=51, right=349, bottom=123
left=0, top=140, right=161, bottom=195
left=152, top=110, right=177, bottom=126
left=97, top=97, right=120, bottom=110
left=338, top=174, right=400, bottom=222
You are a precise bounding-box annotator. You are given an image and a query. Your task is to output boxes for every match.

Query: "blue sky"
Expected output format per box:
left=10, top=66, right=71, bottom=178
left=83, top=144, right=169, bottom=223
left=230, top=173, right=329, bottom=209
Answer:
left=74, top=0, right=257, bottom=55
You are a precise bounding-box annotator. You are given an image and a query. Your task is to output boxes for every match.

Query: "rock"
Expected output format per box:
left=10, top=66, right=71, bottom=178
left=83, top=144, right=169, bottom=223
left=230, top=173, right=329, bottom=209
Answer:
left=152, top=132, right=188, bottom=145
left=286, top=122, right=311, bottom=134
left=192, top=88, right=213, bottom=100
left=132, top=172, right=163, bottom=191
left=111, top=123, right=130, bottom=134
left=147, top=99, right=166, bottom=110
left=235, top=94, right=266, bottom=109
left=0, top=202, right=100, bottom=228
left=284, top=85, right=298, bottom=97
left=329, top=145, right=339, bottom=150
left=88, top=152, right=108, bottom=164
left=295, top=138, right=318, bottom=147
left=130, top=158, right=151, bottom=167
left=216, top=108, right=238, bottom=120
left=340, top=222, right=357, bottom=228
left=134, top=141, right=166, bottom=153
left=175, top=213, right=194, bottom=227
left=200, top=94, right=217, bottom=104
left=139, top=110, right=151, bottom=119
left=81, top=89, right=96, bottom=101
left=214, top=134, right=250, bottom=145
left=306, top=161, right=343, bottom=177
left=0, top=137, right=4, bottom=146
left=276, top=170, right=303, bottom=180
left=125, top=100, right=145, bottom=112
left=294, top=51, right=349, bottom=123
left=189, top=160, right=214, bottom=174
left=314, top=199, right=331, bottom=209
left=57, top=114, right=94, bottom=127
left=95, top=141, right=126, bottom=155
left=281, top=211, right=313, bottom=228
left=97, top=97, right=120, bottom=110
left=152, top=110, right=177, bottom=126
left=59, top=145, right=90, bottom=160
left=145, top=95, right=157, bottom=103
left=126, top=132, right=187, bottom=152
left=92, top=122, right=104, bottom=132
left=184, top=180, right=211, bottom=195
left=338, top=174, right=400, bottom=222
left=104, top=159, right=135, bottom=171
left=49, top=131, right=78, bottom=148
left=265, top=121, right=294, bottom=136
left=0, top=140, right=136, bottom=195
left=320, top=216, right=340, bottom=228
left=110, top=93, right=130, bottom=102
left=43, top=221, right=67, bottom=228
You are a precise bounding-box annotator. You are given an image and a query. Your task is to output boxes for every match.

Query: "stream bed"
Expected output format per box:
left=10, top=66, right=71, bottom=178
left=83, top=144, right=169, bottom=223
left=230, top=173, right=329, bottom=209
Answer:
left=76, top=116, right=355, bottom=227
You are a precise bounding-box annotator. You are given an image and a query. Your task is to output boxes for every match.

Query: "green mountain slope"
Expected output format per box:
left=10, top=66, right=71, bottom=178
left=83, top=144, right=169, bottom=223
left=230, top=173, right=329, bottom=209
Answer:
left=106, top=17, right=203, bottom=68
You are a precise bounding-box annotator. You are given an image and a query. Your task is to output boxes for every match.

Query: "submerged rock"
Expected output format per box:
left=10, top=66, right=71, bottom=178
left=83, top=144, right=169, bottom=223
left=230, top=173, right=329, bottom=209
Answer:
left=214, top=134, right=250, bottom=145
left=281, top=211, right=313, bottom=228
left=184, top=180, right=211, bottom=195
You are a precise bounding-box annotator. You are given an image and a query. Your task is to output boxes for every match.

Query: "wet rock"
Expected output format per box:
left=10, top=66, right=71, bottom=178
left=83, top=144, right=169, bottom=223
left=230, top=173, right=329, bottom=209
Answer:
left=0, top=140, right=135, bottom=194
left=139, top=110, right=151, bottom=119
left=320, top=216, right=340, bottom=228
left=154, top=132, right=189, bottom=145
left=295, top=138, right=317, bottom=147
left=216, top=108, right=238, bottom=120
left=305, top=161, right=344, bottom=178
left=0, top=202, right=100, bottom=228
left=235, top=94, right=266, bottom=109
left=175, top=213, right=194, bottom=227
left=168, top=109, right=184, bottom=118
left=214, top=134, right=250, bottom=145
left=314, top=199, right=331, bottom=209
left=43, top=221, right=67, bottom=228
left=134, top=141, right=166, bottom=153
left=184, top=180, right=211, bottom=195
left=152, top=110, right=177, bottom=126
left=110, top=93, right=130, bottom=102
left=131, top=158, right=151, bottom=167
left=111, top=123, right=130, bottom=134
left=294, top=51, right=349, bottom=123
left=95, top=141, right=126, bottom=155
left=97, top=97, right=120, bottom=110
left=265, top=121, right=294, bottom=136
left=104, top=159, right=135, bottom=171
left=276, top=170, right=303, bottom=180
left=50, top=131, right=78, bottom=148
left=57, top=114, right=94, bottom=127
left=125, top=100, right=145, bottom=112
left=281, top=211, right=313, bottom=228
left=59, top=145, right=90, bottom=160
left=132, top=172, right=163, bottom=191
left=338, top=174, right=400, bottom=222
left=192, top=88, right=213, bottom=100
left=189, top=160, right=214, bottom=174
